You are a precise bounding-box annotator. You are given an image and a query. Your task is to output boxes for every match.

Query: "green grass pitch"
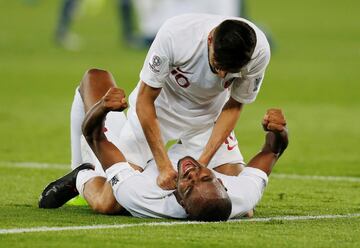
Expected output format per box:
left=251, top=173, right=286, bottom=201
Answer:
left=0, top=0, right=359, bottom=247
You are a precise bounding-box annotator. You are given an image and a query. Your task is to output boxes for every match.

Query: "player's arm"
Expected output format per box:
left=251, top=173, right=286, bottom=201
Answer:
left=136, top=81, right=177, bottom=190
left=82, top=87, right=128, bottom=171
left=202, top=40, right=271, bottom=167
left=247, top=109, right=288, bottom=175
left=198, top=96, right=243, bottom=166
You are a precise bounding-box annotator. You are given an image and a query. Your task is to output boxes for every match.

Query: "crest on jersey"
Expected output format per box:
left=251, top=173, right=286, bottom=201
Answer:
left=149, top=54, right=162, bottom=73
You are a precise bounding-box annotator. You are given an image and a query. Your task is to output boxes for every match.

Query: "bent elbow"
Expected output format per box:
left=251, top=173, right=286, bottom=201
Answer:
left=81, top=123, right=96, bottom=146
left=83, top=133, right=95, bottom=147
left=81, top=122, right=91, bottom=140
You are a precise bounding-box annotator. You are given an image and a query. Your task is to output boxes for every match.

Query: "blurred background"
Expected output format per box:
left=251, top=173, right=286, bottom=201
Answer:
left=0, top=0, right=359, bottom=177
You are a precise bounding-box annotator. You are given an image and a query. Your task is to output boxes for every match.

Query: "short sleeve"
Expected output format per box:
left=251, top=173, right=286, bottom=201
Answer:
left=230, top=45, right=270, bottom=104
left=105, top=162, right=186, bottom=219
left=215, top=167, right=268, bottom=219
left=139, top=22, right=173, bottom=88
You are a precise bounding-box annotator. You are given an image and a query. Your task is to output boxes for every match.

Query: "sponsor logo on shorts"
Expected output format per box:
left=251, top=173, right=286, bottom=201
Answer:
left=149, top=55, right=162, bottom=73
left=224, top=134, right=238, bottom=151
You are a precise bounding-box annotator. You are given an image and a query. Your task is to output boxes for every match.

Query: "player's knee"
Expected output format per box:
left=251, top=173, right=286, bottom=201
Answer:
left=91, top=190, right=121, bottom=215
left=85, top=68, right=110, bottom=78
left=80, top=68, right=111, bottom=88
left=79, top=68, right=115, bottom=98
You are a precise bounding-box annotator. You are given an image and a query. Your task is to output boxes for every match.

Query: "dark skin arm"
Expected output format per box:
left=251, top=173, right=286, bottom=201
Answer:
left=247, top=109, right=288, bottom=175
left=82, top=87, right=129, bottom=171
left=136, top=81, right=177, bottom=189
left=198, top=96, right=243, bottom=166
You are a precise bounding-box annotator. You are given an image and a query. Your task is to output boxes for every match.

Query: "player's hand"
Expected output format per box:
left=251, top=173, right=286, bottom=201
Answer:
left=101, top=87, right=128, bottom=112
left=263, top=108, right=288, bottom=156
left=157, top=167, right=178, bottom=190
left=262, top=108, right=286, bottom=132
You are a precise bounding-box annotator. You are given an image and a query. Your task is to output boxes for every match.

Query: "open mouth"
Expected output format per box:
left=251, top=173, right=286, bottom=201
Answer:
left=180, top=159, right=196, bottom=176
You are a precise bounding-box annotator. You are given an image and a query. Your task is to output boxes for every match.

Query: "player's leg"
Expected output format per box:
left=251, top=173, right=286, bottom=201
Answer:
left=55, top=0, right=77, bottom=42
left=70, top=68, right=118, bottom=174
left=77, top=132, right=129, bottom=214
left=70, top=86, right=85, bottom=169
left=72, top=67, right=120, bottom=172
left=40, top=68, right=125, bottom=214
left=77, top=68, right=126, bottom=213
left=76, top=69, right=145, bottom=213
left=79, top=68, right=118, bottom=112
left=70, top=68, right=117, bottom=169
left=81, top=177, right=124, bottom=214
left=39, top=160, right=125, bottom=214
left=55, top=0, right=81, bottom=50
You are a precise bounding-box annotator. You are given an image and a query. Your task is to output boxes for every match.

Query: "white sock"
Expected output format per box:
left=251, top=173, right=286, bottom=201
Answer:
left=70, top=87, right=85, bottom=169
left=76, top=169, right=103, bottom=197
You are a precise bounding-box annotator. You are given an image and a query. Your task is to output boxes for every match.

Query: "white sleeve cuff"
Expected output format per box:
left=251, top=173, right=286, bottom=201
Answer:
left=240, top=167, right=269, bottom=186
left=105, top=162, right=139, bottom=188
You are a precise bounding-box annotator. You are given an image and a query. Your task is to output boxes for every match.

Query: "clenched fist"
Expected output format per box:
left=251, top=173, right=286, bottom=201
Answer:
left=157, top=167, right=178, bottom=190
left=262, top=108, right=288, bottom=156
left=262, top=108, right=286, bottom=132
left=101, top=87, right=128, bottom=112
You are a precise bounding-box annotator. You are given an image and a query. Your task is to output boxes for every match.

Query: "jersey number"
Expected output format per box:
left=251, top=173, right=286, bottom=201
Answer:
left=171, top=67, right=190, bottom=88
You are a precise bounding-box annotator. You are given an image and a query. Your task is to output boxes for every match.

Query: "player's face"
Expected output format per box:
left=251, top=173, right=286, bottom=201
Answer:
left=176, top=156, right=226, bottom=202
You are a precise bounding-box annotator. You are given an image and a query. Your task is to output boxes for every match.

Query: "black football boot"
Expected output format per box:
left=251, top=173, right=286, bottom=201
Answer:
left=38, top=163, right=94, bottom=208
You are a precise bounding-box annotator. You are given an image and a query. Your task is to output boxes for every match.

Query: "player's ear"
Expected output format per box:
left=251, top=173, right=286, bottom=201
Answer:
left=207, top=33, right=213, bottom=45
left=180, top=200, right=190, bottom=215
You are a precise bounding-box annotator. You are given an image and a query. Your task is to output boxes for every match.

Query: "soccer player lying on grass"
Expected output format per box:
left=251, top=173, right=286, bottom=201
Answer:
left=39, top=79, right=288, bottom=221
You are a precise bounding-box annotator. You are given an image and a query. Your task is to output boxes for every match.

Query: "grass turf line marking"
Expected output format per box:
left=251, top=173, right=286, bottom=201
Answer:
left=1, top=161, right=360, bottom=183
left=1, top=213, right=359, bottom=234
left=0, top=161, right=68, bottom=170
left=271, top=173, right=360, bottom=183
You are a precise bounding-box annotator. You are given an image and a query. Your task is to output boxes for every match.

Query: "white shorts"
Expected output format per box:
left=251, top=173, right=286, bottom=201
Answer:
left=112, top=106, right=244, bottom=169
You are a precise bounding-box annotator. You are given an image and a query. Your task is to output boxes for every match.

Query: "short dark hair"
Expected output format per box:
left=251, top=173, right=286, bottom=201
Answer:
left=213, top=19, right=256, bottom=73
left=187, top=196, right=232, bottom=222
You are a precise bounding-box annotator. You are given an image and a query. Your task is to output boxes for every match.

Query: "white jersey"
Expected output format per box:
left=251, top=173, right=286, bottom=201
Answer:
left=105, top=144, right=268, bottom=219
left=129, top=13, right=270, bottom=128
left=214, top=169, right=268, bottom=218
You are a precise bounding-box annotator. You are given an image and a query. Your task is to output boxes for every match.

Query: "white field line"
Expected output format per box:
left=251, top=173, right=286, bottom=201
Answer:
left=0, top=213, right=359, bottom=235
left=0, top=161, right=68, bottom=170
left=271, top=173, right=360, bottom=183
left=1, top=161, right=360, bottom=183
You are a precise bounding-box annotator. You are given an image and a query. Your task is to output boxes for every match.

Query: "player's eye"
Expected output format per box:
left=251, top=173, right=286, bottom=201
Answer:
left=201, top=176, right=211, bottom=182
